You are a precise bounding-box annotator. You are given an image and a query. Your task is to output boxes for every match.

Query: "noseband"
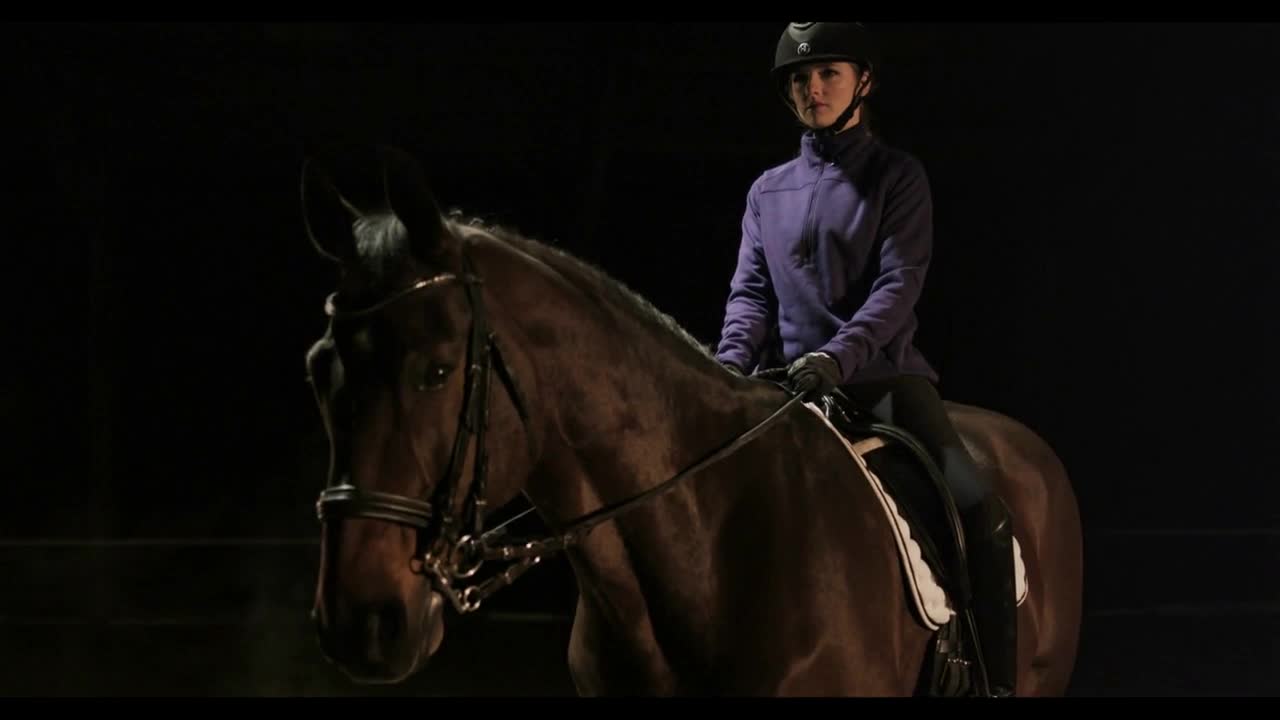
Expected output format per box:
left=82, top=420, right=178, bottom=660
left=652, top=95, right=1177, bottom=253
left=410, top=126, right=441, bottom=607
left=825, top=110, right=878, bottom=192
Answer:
left=315, top=244, right=805, bottom=614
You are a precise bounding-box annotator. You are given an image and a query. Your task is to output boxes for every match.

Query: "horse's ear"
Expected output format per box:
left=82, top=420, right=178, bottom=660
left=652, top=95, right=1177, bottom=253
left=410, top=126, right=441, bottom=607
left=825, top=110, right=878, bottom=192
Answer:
left=301, top=157, right=362, bottom=265
left=377, top=146, right=452, bottom=260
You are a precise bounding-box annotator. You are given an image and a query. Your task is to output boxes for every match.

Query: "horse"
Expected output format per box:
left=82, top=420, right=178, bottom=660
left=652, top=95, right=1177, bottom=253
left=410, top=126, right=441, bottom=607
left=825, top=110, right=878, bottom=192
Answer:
left=300, top=146, right=1083, bottom=696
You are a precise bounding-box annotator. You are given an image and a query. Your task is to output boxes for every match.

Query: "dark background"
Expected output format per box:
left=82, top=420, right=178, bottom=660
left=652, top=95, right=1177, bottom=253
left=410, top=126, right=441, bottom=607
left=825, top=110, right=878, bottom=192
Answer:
left=2, top=21, right=1278, bottom=696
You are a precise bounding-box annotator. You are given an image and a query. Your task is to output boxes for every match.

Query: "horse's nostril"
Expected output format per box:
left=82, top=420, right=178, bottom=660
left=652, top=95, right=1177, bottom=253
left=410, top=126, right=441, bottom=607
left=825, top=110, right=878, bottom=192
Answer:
left=378, top=602, right=404, bottom=645
left=363, top=612, right=382, bottom=661
left=362, top=603, right=405, bottom=661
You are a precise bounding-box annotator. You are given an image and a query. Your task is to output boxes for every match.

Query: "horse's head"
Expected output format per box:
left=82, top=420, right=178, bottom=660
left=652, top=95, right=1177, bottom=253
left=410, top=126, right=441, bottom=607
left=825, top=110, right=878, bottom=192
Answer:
left=301, top=146, right=533, bottom=683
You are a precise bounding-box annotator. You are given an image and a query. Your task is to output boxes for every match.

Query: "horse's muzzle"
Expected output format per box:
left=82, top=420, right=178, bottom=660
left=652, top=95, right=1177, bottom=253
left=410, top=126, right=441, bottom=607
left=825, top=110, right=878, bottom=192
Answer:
left=315, top=591, right=444, bottom=684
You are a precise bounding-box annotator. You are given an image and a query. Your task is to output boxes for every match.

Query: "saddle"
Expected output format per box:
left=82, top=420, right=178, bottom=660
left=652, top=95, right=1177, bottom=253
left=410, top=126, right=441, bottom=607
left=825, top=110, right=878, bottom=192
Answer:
left=818, top=388, right=1038, bottom=698
left=753, top=372, right=963, bottom=572
left=819, top=391, right=965, bottom=587
left=754, top=369, right=1018, bottom=697
left=813, top=390, right=976, bottom=695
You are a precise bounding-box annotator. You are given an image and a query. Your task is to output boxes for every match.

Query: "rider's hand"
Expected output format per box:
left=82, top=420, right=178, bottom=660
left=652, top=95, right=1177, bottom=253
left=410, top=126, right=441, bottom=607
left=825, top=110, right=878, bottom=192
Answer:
left=786, top=352, right=842, bottom=400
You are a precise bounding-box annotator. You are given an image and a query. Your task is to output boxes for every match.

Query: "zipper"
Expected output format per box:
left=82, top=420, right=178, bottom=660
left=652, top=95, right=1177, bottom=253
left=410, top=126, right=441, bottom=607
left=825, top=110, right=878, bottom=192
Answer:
left=801, top=162, right=832, bottom=265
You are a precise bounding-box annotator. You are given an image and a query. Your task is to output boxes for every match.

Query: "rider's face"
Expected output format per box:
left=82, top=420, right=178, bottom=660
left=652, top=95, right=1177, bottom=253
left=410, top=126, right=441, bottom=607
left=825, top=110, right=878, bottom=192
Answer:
left=788, top=61, right=871, bottom=131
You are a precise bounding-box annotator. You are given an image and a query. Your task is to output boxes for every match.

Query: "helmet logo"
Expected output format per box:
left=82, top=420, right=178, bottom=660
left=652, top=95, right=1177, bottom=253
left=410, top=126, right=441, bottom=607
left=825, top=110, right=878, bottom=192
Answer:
left=797, top=42, right=811, bottom=55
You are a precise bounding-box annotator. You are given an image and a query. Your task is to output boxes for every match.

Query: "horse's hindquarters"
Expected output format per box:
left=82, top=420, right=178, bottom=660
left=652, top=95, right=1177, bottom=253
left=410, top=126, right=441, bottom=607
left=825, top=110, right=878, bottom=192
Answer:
left=950, top=403, right=1083, bottom=696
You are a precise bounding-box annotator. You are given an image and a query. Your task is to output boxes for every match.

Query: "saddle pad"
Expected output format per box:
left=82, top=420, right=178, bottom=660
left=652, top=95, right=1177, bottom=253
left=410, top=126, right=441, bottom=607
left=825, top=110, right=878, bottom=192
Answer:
left=803, top=403, right=1028, bottom=631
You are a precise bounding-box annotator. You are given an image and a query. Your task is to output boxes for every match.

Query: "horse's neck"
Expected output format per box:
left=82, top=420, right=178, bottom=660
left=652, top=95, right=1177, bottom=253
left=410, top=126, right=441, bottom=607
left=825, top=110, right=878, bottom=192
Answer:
left=506, top=256, right=745, bottom=522
left=482, top=234, right=767, bottom=678
left=528, top=338, right=748, bottom=689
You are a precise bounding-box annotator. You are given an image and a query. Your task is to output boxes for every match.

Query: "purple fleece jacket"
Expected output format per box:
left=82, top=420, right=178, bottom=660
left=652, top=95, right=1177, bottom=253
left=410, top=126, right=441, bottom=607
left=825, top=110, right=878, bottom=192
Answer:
left=716, top=124, right=938, bottom=385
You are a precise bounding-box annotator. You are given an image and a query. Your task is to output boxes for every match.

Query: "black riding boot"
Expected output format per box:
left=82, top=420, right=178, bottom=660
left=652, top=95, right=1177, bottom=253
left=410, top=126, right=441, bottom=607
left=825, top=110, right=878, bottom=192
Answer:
left=961, top=493, right=1018, bottom=697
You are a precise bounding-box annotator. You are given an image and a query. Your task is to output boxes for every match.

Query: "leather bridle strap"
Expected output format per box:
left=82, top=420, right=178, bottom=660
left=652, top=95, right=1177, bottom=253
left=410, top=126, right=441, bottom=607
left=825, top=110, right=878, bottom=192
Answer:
left=316, top=485, right=434, bottom=528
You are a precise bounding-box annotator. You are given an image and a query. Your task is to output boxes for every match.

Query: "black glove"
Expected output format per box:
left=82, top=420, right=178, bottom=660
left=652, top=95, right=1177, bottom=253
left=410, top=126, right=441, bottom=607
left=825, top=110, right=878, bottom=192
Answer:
left=786, top=352, right=842, bottom=400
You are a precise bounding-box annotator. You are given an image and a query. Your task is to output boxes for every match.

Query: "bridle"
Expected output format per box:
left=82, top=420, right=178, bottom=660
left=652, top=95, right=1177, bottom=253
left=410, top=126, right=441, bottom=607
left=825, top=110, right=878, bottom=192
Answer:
left=314, top=242, right=806, bottom=615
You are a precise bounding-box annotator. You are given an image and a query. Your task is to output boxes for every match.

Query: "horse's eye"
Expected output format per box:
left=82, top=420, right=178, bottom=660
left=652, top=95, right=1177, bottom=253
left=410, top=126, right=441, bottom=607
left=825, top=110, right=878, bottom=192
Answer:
left=414, top=363, right=453, bottom=392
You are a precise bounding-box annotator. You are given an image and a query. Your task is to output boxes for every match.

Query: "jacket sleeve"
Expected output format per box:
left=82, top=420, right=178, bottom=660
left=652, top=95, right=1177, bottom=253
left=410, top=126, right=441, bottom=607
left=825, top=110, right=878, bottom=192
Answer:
left=716, top=182, right=776, bottom=372
left=819, top=157, right=933, bottom=383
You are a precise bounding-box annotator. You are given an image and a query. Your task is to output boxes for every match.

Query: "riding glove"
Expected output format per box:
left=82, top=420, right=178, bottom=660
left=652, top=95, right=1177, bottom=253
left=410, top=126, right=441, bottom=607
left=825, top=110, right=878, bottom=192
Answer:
left=786, top=352, right=842, bottom=400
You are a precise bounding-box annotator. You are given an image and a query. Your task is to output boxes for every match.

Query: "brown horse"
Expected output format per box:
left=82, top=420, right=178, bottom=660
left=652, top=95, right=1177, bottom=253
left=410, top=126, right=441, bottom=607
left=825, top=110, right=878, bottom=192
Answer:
left=301, top=146, right=1083, bottom=696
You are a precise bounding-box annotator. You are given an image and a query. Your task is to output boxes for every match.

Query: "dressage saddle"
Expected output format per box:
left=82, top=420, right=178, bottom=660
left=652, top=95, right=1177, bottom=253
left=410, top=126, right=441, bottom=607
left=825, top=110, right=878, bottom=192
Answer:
left=754, top=368, right=985, bottom=696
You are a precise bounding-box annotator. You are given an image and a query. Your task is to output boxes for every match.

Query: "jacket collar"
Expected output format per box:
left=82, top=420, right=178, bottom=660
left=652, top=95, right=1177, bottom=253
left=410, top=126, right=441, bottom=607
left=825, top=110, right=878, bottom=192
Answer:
left=801, top=122, right=872, bottom=166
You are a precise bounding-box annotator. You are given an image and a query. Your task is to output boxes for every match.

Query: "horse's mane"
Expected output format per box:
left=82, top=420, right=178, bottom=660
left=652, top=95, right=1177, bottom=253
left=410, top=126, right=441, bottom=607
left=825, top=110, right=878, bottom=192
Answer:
left=348, top=202, right=724, bottom=372
left=450, top=213, right=723, bottom=371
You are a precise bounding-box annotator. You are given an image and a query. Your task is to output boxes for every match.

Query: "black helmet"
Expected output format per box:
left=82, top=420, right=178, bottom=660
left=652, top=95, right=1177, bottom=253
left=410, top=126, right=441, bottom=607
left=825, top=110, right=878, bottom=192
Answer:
left=772, top=22, right=880, bottom=82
